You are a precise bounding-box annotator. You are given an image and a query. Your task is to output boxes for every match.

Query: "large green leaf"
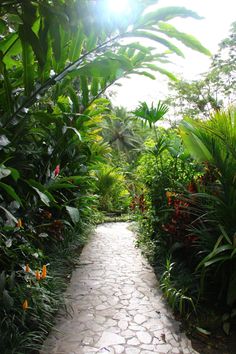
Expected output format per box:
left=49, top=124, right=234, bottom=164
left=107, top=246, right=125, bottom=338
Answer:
left=180, top=120, right=214, bottom=162
left=0, top=182, right=22, bottom=205
left=49, top=19, right=61, bottom=62
left=131, top=51, right=146, bottom=66
left=8, top=168, right=20, bottom=181
left=67, top=86, right=80, bottom=113
left=136, top=6, right=202, bottom=27
left=0, top=57, right=13, bottom=113
left=68, top=24, right=85, bottom=62
left=64, top=126, right=82, bottom=140
left=0, top=19, right=7, bottom=33
left=0, top=33, right=18, bottom=56
left=32, top=187, right=50, bottom=206
left=19, top=25, right=35, bottom=96
left=0, top=205, right=18, bottom=224
left=120, top=42, right=153, bottom=54
left=91, top=77, right=99, bottom=97
left=65, top=206, right=80, bottom=224
left=86, top=29, right=98, bottom=52
left=158, top=22, right=211, bottom=56
left=73, top=55, right=132, bottom=79
left=132, top=71, right=156, bottom=80
left=152, top=66, right=178, bottom=81
left=27, top=179, right=55, bottom=202
left=81, top=76, right=89, bottom=107
left=2, top=1, right=210, bottom=130
left=124, top=30, right=184, bottom=57
left=20, top=23, right=46, bottom=68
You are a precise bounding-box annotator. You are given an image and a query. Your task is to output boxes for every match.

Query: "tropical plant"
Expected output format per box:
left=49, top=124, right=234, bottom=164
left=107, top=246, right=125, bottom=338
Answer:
left=180, top=109, right=236, bottom=308
left=133, top=103, right=201, bottom=315
left=0, top=0, right=213, bottom=351
left=93, top=163, right=130, bottom=213
left=0, top=0, right=210, bottom=128
left=160, top=258, right=196, bottom=315
left=102, top=107, right=142, bottom=153
left=133, top=101, right=169, bottom=127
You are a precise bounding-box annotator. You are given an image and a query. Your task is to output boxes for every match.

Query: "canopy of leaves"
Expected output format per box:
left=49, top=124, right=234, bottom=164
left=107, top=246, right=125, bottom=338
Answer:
left=0, top=0, right=210, bottom=127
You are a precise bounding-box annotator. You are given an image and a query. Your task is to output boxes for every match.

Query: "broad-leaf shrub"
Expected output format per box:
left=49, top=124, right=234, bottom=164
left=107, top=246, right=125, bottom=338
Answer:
left=180, top=110, right=236, bottom=308
left=136, top=108, right=236, bottom=325
left=0, top=1, right=213, bottom=350
left=135, top=129, right=200, bottom=312
left=92, top=163, right=130, bottom=213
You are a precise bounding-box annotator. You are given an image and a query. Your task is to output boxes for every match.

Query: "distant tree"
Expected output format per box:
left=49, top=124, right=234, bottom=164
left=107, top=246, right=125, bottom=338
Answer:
left=165, top=21, right=236, bottom=119
left=210, top=21, right=236, bottom=103
left=101, top=106, right=150, bottom=164
left=165, top=77, right=223, bottom=119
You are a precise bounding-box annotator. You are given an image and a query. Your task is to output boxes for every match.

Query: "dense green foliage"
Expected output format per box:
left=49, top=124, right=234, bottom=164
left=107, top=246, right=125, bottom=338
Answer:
left=131, top=28, right=236, bottom=338
left=134, top=107, right=236, bottom=334
left=3, top=0, right=235, bottom=351
left=0, top=0, right=213, bottom=352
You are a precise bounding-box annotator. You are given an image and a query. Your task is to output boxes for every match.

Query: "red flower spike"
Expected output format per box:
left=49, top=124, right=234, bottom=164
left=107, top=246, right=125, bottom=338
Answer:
left=54, top=165, right=60, bottom=177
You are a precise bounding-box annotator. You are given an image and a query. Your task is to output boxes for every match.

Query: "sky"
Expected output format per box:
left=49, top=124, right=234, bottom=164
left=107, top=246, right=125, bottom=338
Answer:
left=107, top=0, right=236, bottom=109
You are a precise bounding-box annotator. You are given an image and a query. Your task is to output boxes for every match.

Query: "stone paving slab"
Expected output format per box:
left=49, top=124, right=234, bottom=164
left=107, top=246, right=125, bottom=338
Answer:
left=41, top=222, right=198, bottom=354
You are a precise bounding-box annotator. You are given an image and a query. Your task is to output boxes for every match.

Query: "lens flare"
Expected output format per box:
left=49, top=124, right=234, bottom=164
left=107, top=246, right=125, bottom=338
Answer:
left=107, top=0, right=130, bottom=14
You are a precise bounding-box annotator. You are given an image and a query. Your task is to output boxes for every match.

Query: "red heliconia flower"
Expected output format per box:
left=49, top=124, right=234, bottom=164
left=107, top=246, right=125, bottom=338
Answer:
left=54, top=165, right=60, bottom=177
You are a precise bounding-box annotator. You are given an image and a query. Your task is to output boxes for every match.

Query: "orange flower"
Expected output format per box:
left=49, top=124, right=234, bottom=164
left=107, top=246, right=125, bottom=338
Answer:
left=16, top=218, right=23, bottom=228
left=166, top=191, right=174, bottom=198
left=35, top=270, right=41, bottom=281
left=22, top=299, right=29, bottom=310
left=25, top=264, right=30, bottom=272
left=41, top=265, right=47, bottom=279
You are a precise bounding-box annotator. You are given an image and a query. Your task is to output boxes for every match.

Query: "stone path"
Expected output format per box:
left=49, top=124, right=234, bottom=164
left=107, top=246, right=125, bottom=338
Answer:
left=41, top=222, right=198, bottom=354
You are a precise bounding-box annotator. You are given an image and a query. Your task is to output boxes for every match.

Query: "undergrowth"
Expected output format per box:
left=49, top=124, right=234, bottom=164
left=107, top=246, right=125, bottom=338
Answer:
left=0, top=223, right=93, bottom=354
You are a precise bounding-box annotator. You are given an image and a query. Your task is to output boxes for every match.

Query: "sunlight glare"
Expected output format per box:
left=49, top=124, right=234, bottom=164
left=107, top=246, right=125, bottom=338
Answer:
left=107, top=0, right=130, bottom=14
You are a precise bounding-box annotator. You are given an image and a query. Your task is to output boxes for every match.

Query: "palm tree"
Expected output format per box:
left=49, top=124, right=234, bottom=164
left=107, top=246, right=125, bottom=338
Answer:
left=102, top=107, right=145, bottom=158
